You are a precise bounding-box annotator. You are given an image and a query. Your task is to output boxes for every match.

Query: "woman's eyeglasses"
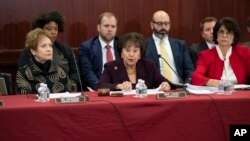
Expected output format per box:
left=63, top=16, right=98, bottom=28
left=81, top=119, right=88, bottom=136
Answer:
left=217, top=30, right=234, bottom=36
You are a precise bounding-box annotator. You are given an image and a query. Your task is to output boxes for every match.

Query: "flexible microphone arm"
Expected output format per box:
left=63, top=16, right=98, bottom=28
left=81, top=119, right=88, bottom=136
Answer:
left=71, top=49, right=89, bottom=101
left=158, top=54, right=185, bottom=86
left=158, top=54, right=183, bottom=83
left=158, top=54, right=188, bottom=95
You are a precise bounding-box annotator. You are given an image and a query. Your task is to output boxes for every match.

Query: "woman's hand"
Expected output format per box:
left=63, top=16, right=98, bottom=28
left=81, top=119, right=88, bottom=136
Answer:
left=116, top=81, right=132, bottom=91
left=206, top=79, right=220, bottom=87
left=159, top=82, right=171, bottom=91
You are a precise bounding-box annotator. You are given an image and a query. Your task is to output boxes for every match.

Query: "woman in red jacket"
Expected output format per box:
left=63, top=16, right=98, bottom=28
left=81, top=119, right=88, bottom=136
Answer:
left=192, top=17, right=250, bottom=86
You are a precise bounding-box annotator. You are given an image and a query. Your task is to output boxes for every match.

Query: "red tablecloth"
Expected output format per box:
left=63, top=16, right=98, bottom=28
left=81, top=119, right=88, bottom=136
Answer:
left=0, top=91, right=250, bottom=141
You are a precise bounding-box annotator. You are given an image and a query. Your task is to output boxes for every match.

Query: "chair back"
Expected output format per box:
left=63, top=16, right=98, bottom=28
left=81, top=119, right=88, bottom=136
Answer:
left=0, top=77, right=8, bottom=95
left=0, top=73, right=13, bottom=95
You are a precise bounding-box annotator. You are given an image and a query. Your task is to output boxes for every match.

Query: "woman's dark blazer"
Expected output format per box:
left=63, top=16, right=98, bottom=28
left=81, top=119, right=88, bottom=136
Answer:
left=97, top=58, right=174, bottom=90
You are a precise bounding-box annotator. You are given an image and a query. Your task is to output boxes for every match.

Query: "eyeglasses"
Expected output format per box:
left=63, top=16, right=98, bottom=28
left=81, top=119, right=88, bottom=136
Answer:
left=217, top=29, right=234, bottom=36
left=152, top=21, right=171, bottom=26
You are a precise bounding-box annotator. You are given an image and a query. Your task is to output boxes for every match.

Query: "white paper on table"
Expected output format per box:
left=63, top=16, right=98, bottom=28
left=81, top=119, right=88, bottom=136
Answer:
left=185, top=84, right=218, bottom=94
left=110, top=89, right=164, bottom=95
left=234, top=84, right=250, bottom=90
left=49, top=92, right=81, bottom=98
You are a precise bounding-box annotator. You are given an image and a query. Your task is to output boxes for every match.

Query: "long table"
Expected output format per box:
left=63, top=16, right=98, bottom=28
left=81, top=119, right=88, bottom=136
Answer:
left=0, top=91, right=250, bottom=141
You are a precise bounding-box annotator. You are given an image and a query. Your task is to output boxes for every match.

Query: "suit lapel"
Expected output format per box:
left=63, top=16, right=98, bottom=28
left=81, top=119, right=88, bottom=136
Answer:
left=113, top=37, right=120, bottom=59
left=136, top=59, right=147, bottom=80
left=93, top=39, right=103, bottom=66
left=200, top=40, right=209, bottom=50
left=116, top=59, right=130, bottom=82
left=148, top=37, right=160, bottom=67
left=168, top=38, right=178, bottom=65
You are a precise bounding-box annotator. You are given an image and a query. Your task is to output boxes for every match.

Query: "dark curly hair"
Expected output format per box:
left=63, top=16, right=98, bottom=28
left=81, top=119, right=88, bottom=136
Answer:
left=213, top=17, right=240, bottom=46
left=32, top=11, right=65, bottom=32
left=118, top=32, right=146, bottom=57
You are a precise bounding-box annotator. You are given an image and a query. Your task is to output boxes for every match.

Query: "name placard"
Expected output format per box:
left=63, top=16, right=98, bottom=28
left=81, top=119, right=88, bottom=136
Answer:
left=55, top=96, right=88, bottom=104
left=156, top=90, right=186, bottom=99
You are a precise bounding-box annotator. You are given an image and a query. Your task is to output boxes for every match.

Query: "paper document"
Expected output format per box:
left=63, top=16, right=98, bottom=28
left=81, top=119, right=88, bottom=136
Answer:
left=185, top=84, right=218, bottom=94
left=110, top=89, right=164, bottom=95
left=49, top=92, right=81, bottom=98
left=234, top=84, right=250, bottom=90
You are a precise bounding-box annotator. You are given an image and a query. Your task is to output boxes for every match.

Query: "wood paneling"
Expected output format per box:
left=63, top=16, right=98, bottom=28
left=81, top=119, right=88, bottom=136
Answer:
left=0, top=0, right=249, bottom=93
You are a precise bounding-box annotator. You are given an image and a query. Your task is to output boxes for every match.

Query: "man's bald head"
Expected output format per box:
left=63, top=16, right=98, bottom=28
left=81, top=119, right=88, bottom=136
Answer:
left=151, top=10, right=171, bottom=39
left=152, top=10, right=170, bottom=22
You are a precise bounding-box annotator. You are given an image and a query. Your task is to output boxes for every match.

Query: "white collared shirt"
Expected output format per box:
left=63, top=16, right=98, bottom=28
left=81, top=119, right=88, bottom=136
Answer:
left=216, top=46, right=237, bottom=84
left=206, top=41, right=215, bottom=49
left=99, top=36, right=116, bottom=70
left=152, top=34, right=180, bottom=83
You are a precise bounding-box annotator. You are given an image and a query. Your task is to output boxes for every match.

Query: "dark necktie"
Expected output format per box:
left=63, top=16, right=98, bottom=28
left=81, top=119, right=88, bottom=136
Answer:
left=105, top=45, right=113, bottom=62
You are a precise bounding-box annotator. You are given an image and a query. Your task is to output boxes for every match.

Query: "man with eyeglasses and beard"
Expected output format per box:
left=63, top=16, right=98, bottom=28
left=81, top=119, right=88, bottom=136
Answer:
left=145, top=10, right=194, bottom=85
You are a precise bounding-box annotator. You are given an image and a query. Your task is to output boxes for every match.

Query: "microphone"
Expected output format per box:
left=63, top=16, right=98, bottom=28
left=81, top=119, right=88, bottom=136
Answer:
left=157, top=54, right=186, bottom=89
left=71, top=49, right=89, bottom=101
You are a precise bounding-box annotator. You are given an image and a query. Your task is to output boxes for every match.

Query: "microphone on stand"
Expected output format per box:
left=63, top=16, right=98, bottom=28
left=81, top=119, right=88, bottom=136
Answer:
left=71, top=49, right=89, bottom=102
left=157, top=54, right=187, bottom=89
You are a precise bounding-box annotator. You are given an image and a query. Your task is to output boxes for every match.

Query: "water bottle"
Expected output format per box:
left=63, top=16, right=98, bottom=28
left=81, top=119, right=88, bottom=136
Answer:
left=37, top=83, right=50, bottom=102
left=135, top=79, right=147, bottom=98
left=217, top=79, right=234, bottom=95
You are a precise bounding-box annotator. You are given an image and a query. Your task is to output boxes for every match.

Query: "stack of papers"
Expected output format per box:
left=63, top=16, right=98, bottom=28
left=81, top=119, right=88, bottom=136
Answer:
left=185, top=84, right=250, bottom=94
left=185, top=84, right=218, bottom=94
left=49, top=92, right=81, bottom=98
left=110, top=89, right=164, bottom=95
left=234, top=84, right=250, bottom=90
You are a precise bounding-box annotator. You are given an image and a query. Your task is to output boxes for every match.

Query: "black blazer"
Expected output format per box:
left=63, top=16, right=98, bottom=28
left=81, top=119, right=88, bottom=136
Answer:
left=97, top=58, right=175, bottom=90
left=189, top=40, right=209, bottom=68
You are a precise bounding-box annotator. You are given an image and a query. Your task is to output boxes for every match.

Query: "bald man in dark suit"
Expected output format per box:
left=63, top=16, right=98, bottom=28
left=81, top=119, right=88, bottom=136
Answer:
left=145, top=10, right=194, bottom=84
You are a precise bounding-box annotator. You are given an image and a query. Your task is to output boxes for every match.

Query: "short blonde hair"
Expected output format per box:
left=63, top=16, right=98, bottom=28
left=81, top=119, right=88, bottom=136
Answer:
left=25, top=28, right=51, bottom=50
left=98, top=12, right=118, bottom=24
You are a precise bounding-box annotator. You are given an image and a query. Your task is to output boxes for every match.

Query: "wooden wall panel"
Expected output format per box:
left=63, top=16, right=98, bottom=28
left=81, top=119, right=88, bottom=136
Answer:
left=1, top=0, right=249, bottom=50
left=0, top=0, right=249, bottom=93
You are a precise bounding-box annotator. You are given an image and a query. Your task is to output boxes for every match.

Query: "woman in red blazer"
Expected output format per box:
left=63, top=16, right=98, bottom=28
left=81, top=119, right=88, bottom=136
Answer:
left=97, top=32, right=175, bottom=91
left=192, top=17, right=250, bottom=86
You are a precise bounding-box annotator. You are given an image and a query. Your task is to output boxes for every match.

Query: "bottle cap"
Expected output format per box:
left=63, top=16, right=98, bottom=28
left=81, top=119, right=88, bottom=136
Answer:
left=39, top=83, right=47, bottom=87
left=138, top=79, right=145, bottom=83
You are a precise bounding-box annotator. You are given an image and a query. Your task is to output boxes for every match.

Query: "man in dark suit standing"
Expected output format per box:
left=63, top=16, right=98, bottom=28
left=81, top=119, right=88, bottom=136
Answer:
left=145, top=10, right=194, bottom=84
left=189, top=17, right=217, bottom=68
left=78, top=12, right=120, bottom=90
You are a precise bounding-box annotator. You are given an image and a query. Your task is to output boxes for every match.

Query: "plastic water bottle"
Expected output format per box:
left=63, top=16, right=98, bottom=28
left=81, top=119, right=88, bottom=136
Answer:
left=135, top=79, right=147, bottom=98
left=37, top=83, right=50, bottom=102
left=217, top=79, right=234, bottom=95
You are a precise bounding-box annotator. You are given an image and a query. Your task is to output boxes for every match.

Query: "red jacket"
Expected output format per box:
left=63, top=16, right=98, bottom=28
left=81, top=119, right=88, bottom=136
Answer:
left=191, top=45, right=250, bottom=85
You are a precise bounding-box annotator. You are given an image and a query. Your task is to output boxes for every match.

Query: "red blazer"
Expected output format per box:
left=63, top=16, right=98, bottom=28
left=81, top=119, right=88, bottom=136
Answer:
left=191, top=45, right=250, bottom=85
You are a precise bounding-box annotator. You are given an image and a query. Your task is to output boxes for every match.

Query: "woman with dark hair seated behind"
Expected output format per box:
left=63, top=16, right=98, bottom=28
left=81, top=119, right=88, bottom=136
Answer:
left=192, top=17, right=250, bottom=86
left=97, top=32, right=174, bottom=91
left=18, top=11, right=79, bottom=91
left=16, top=28, right=73, bottom=94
